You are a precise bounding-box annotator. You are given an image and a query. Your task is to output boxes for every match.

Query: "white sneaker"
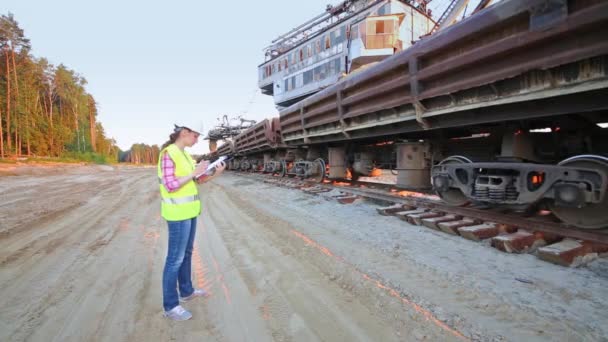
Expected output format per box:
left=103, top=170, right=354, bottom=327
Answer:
left=164, top=305, right=192, bottom=321
left=179, top=288, right=209, bottom=302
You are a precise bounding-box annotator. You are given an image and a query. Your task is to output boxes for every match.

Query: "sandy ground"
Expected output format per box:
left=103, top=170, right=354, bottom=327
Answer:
left=0, top=164, right=607, bottom=341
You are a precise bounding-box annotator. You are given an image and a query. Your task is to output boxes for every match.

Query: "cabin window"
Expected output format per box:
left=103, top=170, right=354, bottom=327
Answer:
left=307, top=44, right=313, bottom=57
left=385, top=20, right=394, bottom=33
left=304, top=70, right=313, bottom=85
left=316, top=63, right=326, bottom=80
left=376, top=20, right=385, bottom=34
left=359, top=22, right=366, bottom=42
left=315, top=40, right=321, bottom=53
left=314, top=65, right=321, bottom=81
left=367, top=20, right=375, bottom=34
left=350, top=24, right=358, bottom=40
left=330, top=28, right=344, bottom=46
left=299, top=49, right=304, bottom=61
left=284, top=59, right=288, bottom=69
left=377, top=4, right=389, bottom=16
left=325, top=35, right=331, bottom=49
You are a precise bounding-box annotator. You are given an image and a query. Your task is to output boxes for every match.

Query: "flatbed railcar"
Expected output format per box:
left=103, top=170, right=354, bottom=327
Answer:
left=217, top=0, right=608, bottom=229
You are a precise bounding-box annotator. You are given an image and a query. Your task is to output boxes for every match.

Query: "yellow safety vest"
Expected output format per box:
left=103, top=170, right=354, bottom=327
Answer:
left=157, top=144, right=201, bottom=221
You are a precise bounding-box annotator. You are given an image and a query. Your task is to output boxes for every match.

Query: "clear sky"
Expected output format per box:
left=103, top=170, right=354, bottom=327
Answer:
left=1, top=0, right=471, bottom=154
left=1, top=0, right=342, bottom=154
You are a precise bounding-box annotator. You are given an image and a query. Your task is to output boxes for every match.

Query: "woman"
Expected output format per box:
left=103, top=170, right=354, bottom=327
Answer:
left=157, top=124, right=226, bottom=321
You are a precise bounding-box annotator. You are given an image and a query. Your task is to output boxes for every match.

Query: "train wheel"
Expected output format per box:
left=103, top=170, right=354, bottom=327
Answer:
left=549, top=155, right=608, bottom=229
left=348, top=167, right=362, bottom=181
left=286, top=161, right=296, bottom=178
left=310, top=158, right=326, bottom=183
left=434, top=156, right=472, bottom=207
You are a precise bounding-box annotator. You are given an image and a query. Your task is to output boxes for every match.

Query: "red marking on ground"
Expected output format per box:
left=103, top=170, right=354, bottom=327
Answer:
left=143, top=227, right=160, bottom=270
left=119, top=218, right=130, bottom=232
left=144, top=231, right=160, bottom=243
left=200, top=278, right=216, bottom=290
left=260, top=304, right=271, bottom=320
left=221, top=283, right=232, bottom=304
left=193, top=244, right=212, bottom=293
left=212, top=256, right=220, bottom=273
left=291, top=230, right=334, bottom=257
left=211, top=256, right=232, bottom=305
left=290, top=229, right=468, bottom=341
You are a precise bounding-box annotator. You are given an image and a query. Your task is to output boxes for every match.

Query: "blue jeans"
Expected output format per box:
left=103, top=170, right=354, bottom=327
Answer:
left=162, top=217, right=197, bottom=311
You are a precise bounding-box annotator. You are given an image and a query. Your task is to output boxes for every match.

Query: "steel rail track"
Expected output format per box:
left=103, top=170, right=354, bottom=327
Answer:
left=238, top=172, right=608, bottom=245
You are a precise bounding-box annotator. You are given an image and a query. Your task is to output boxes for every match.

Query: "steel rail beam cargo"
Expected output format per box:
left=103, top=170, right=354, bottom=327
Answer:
left=218, top=0, right=608, bottom=229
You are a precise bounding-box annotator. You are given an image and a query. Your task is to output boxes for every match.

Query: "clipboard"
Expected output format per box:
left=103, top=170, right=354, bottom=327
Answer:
left=195, top=156, right=228, bottom=179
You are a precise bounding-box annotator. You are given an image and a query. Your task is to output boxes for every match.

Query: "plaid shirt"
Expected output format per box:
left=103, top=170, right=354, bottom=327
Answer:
left=160, top=151, right=181, bottom=192
left=160, top=151, right=208, bottom=192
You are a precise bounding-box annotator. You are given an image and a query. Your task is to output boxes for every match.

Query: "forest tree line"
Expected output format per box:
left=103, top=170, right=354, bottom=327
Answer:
left=0, top=13, right=159, bottom=164
left=119, top=144, right=160, bottom=164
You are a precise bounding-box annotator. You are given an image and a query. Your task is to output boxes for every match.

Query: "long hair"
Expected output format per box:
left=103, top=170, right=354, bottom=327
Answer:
left=161, top=131, right=180, bottom=150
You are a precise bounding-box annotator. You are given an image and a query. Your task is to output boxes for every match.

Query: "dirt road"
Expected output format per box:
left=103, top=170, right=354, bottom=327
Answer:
left=1, top=165, right=607, bottom=341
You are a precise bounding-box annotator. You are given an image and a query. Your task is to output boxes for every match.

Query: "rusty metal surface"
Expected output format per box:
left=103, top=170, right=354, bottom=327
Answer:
left=217, top=140, right=235, bottom=156
left=232, top=118, right=284, bottom=154
left=279, top=0, right=608, bottom=144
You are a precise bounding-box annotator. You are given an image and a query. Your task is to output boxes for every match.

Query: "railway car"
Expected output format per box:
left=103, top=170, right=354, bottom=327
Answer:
left=221, top=118, right=287, bottom=173
left=216, top=0, right=608, bottom=229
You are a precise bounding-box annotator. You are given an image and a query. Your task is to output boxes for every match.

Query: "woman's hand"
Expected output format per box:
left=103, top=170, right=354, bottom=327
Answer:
left=195, top=161, right=226, bottom=184
left=214, top=161, right=226, bottom=175
left=193, top=161, right=209, bottom=176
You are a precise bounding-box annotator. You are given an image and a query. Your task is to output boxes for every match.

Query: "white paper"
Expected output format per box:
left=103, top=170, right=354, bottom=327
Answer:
left=196, top=156, right=227, bottom=178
